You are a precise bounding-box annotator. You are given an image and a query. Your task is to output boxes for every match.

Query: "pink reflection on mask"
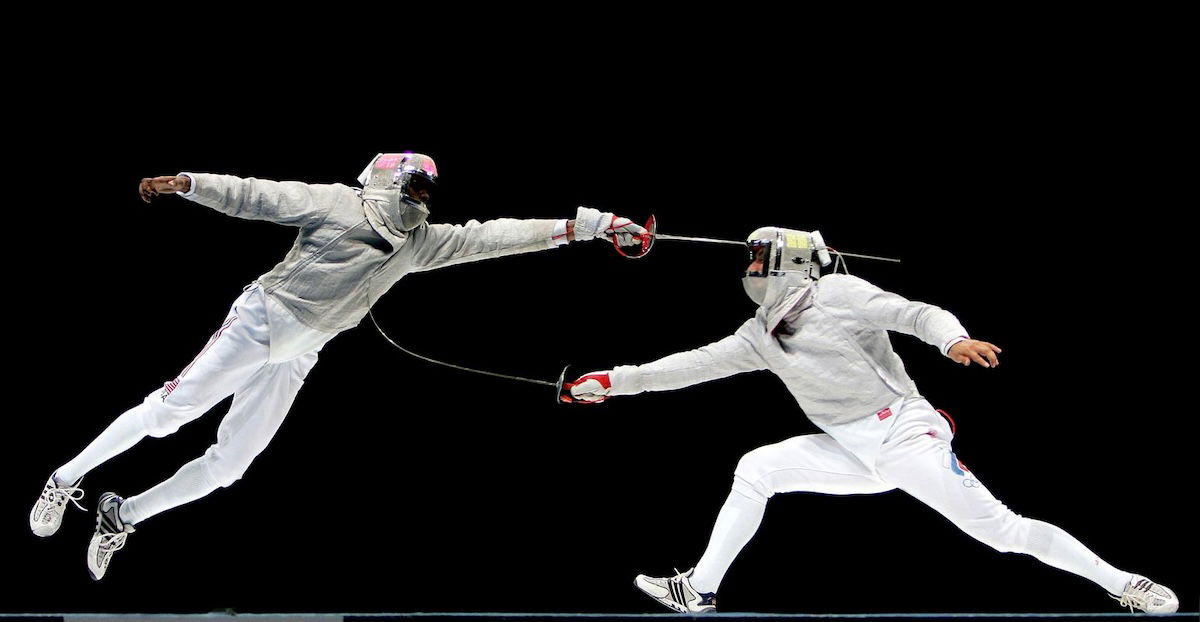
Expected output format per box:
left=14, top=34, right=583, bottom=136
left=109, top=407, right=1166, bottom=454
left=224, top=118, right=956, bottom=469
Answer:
left=375, top=155, right=402, bottom=169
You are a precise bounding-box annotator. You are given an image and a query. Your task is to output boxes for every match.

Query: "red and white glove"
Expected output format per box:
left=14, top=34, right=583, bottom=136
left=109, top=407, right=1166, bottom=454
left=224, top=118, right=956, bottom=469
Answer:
left=567, top=371, right=613, bottom=403
left=574, top=207, right=648, bottom=246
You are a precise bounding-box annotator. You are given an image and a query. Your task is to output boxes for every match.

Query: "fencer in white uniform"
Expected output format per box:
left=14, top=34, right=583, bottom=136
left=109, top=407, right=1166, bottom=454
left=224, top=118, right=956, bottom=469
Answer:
left=30, top=153, right=646, bottom=580
left=567, top=227, right=1179, bottom=615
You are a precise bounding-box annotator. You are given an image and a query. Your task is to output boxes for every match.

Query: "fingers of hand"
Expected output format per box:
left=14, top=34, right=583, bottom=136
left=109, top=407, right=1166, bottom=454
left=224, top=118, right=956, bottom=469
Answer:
left=570, top=376, right=612, bottom=401
left=139, top=179, right=156, bottom=203
left=609, top=219, right=646, bottom=234
left=964, top=346, right=994, bottom=368
left=969, top=342, right=1000, bottom=367
left=573, top=378, right=604, bottom=393
left=598, top=213, right=617, bottom=236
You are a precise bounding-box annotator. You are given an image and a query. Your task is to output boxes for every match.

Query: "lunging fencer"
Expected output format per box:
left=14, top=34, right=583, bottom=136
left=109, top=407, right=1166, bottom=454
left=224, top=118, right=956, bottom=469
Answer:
left=566, top=227, right=1178, bottom=615
left=30, top=153, right=646, bottom=580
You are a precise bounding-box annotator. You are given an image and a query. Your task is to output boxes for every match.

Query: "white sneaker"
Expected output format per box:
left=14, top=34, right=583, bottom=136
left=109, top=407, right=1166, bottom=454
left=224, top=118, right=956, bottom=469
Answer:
left=1114, top=574, right=1179, bottom=614
left=87, top=492, right=135, bottom=581
left=29, top=475, right=85, bottom=537
left=634, top=568, right=717, bottom=613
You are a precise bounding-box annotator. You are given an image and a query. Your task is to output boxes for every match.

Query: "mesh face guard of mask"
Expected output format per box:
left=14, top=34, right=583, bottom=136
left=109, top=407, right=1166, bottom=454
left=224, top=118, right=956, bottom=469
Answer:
left=742, top=227, right=832, bottom=306
left=358, top=152, right=439, bottom=204
left=356, top=153, right=439, bottom=231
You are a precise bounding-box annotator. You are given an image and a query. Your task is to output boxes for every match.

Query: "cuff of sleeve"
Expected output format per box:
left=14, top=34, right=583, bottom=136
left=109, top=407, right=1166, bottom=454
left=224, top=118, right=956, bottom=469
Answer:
left=551, top=219, right=569, bottom=246
left=574, top=206, right=605, bottom=240
left=608, top=365, right=645, bottom=396
left=177, top=173, right=198, bottom=198
left=942, top=335, right=969, bottom=357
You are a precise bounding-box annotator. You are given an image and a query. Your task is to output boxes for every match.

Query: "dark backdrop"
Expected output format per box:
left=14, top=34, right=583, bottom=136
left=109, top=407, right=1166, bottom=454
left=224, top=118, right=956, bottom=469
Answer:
left=6, top=38, right=1193, bottom=615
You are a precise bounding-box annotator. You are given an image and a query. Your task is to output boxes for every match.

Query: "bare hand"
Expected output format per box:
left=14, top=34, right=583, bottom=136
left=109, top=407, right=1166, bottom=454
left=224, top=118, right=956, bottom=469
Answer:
left=949, top=339, right=1002, bottom=368
left=138, top=175, right=191, bottom=203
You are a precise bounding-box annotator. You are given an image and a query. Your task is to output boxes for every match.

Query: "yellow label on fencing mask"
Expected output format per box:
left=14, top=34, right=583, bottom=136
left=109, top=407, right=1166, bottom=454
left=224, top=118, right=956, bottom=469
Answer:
left=785, top=232, right=809, bottom=249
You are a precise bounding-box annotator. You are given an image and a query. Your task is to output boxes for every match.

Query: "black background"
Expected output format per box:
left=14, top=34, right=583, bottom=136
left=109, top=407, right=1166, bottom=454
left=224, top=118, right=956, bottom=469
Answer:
left=6, top=19, right=1194, bottom=616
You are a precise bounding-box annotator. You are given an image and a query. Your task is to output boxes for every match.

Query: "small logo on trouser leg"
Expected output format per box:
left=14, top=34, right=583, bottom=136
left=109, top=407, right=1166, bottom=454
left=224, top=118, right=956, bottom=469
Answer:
left=939, top=447, right=980, bottom=488
left=160, top=378, right=180, bottom=401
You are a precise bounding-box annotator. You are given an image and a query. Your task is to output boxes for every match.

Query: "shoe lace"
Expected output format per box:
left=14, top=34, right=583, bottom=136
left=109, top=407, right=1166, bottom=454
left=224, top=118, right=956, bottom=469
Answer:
left=43, top=481, right=86, bottom=512
left=1113, top=592, right=1139, bottom=614
left=669, top=569, right=696, bottom=597
left=1112, top=580, right=1154, bottom=613
left=668, top=567, right=715, bottom=607
left=98, top=531, right=131, bottom=555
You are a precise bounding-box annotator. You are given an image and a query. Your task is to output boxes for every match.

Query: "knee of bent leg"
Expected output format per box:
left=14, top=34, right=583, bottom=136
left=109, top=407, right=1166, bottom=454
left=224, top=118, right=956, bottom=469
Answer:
left=140, top=392, right=207, bottom=438
left=199, top=446, right=256, bottom=488
left=733, top=448, right=778, bottom=503
left=141, top=404, right=190, bottom=438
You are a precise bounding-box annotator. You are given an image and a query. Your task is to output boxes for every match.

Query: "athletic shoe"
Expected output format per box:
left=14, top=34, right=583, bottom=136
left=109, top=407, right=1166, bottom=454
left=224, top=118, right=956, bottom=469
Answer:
left=29, top=474, right=84, bottom=537
left=87, top=492, right=135, bottom=580
left=1114, top=574, right=1179, bottom=614
left=634, top=568, right=717, bottom=613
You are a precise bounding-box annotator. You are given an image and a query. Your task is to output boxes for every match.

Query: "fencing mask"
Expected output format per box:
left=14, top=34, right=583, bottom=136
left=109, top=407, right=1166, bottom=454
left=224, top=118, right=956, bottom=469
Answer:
left=357, top=153, right=439, bottom=232
left=742, top=227, right=833, bottom=331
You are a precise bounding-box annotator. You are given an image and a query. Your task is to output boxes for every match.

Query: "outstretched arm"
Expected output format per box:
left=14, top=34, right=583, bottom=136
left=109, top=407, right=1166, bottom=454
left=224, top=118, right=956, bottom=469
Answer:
left=823, top=275, right=1000, bottom=366
left=411, top=206, right=646, bottom=272
left=569, top=319, right=767, bottom=402
left=139, top=173, right=332, bottom=227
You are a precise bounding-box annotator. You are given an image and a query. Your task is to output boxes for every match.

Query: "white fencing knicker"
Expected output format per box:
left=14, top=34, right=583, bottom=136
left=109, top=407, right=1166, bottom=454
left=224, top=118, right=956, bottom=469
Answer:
left=56, top=283, right=335, bottom=524
left=690, top=396, right=1132, bottom=596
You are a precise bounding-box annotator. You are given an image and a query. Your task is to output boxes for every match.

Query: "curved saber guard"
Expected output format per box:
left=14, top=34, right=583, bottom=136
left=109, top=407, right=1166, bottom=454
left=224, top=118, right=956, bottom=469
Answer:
left=554, top=365, right=572, bottom=404
left=611, top=214, right=658, bottom=259
left=558, top=366, right=610, bottom=405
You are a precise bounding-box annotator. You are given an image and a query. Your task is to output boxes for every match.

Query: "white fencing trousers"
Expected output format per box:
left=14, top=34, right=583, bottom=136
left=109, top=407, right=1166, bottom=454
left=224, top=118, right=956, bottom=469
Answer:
left=690, top=397, right=1133, bottom=596
left=56, top=284, right=330, bottom=525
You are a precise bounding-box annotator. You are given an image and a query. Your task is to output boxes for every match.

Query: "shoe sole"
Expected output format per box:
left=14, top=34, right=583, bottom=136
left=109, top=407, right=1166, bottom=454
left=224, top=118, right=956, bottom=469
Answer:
left=87, top=537, right=104, bottom=581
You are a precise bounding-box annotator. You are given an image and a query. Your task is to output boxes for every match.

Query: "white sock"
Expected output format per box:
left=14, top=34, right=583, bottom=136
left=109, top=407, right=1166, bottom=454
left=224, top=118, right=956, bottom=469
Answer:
left=121, top=456, right=219, bottom=525
left=690, top=489, right=767, bottom=594
left=51, top=472, right=77, bottom=488
left=1025, top=519, right=1133, bottom=596
left=56, top=405, right=150, bottom=484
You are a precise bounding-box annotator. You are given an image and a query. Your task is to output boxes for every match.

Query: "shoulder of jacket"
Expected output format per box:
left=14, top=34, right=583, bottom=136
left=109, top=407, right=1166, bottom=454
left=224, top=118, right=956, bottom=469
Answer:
left=817, top=273, right=875, bottom=293
left=815, top=273, right=849, bottom=294
left=814, top=274, right=875, bottom=309
left=737, top=315, right=763, bottom=332
left=819, top=273, right=868, bottom=285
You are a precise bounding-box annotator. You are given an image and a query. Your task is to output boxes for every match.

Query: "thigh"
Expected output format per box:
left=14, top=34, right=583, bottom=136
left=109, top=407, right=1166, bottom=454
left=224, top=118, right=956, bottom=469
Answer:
left=876, top=428, right=1010, bottom=529
left=214, top=350, right=319, bottom=454
left=152, top=289, right=272, bottom=413
left=736, top=434, right=894, bottom=496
